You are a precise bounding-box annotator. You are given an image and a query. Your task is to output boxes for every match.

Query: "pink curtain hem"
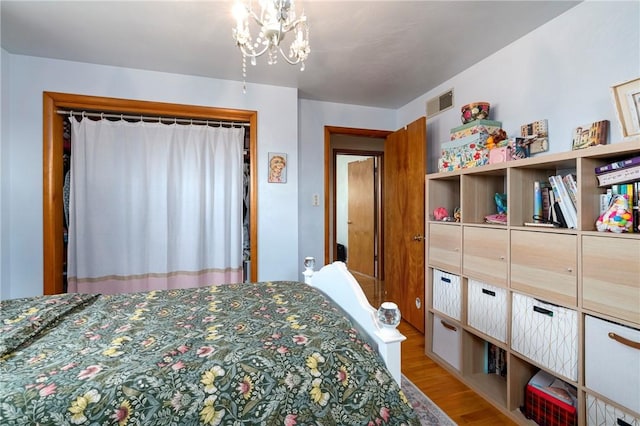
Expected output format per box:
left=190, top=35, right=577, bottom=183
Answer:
left=67, top=270, right=244, bottom=295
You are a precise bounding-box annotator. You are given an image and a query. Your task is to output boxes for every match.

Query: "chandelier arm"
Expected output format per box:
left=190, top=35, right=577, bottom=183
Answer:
left=278, top=47, right=302, bottom=65
left=281, top=17, right=307, bottom=33
left=247, top=10, right=265, bottom=28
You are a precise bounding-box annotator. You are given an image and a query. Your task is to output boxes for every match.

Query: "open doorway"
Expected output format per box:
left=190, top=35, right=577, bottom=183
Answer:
left=325, top=127, right=391, bottom=306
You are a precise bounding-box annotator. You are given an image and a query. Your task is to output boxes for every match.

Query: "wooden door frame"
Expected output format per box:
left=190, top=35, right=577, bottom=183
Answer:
left=42, top=91, right=258, bottom=295
left=324, top=126, right=391, bottom=276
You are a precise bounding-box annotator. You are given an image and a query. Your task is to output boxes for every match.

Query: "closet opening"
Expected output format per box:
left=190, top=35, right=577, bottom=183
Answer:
left=43, top=92, right=258, bottom=295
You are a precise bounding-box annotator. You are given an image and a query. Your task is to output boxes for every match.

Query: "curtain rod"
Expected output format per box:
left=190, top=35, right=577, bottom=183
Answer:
left=56, top=109, right=250, bottom=128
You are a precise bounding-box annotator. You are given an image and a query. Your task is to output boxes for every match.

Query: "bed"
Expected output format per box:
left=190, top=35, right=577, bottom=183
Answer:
left=0, top=260, right=418, bottom=425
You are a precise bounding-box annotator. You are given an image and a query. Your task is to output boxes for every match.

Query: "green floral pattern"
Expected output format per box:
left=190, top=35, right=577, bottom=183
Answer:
left=1, top=282, right=418, bottom=425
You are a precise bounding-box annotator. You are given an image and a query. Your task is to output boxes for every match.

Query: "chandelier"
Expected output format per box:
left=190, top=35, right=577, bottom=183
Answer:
left=232, top=0, right=310, bottom=88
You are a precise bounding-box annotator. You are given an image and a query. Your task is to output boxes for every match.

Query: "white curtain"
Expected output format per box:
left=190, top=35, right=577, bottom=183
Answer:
left=67, top=118, right=245, bottom=294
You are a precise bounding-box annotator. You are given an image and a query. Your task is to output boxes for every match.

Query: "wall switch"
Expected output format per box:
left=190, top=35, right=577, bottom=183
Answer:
left=312, top=194, right=320, bottom=206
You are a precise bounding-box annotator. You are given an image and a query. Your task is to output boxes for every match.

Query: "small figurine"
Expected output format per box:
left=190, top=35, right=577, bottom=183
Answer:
left=453, top=207, right=461, bottom=222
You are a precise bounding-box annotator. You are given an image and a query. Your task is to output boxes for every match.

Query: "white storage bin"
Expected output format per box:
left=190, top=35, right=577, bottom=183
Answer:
left=585, top=315, right=640, bottom=414
left=432, top=313, right=461, bottom=371
left=432, top=269, right=461, bottom=320
left=511, top=293, right=578, bottom=381
left=586, top=393, right=639, bottom=426
left=467, top=279, right=507, bottom=343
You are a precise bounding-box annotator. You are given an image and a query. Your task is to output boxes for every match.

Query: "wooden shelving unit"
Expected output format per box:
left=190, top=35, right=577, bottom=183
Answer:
left=425, top=138, right=640, bottom=425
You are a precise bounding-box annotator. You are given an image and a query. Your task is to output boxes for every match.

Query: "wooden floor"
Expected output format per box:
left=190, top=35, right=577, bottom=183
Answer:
left=399, top=320, right=516, bottom=425
left=352, top=270, right=516, bottom=425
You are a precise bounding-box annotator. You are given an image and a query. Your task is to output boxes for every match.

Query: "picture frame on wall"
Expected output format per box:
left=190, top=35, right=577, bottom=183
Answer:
left=268, top=152, right=287, bottom=183
left=612, top=77, right=640, bottom=138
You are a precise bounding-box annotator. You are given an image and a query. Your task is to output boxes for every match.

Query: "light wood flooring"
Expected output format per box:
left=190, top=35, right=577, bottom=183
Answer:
left=351, top=270, right=517, bottom=425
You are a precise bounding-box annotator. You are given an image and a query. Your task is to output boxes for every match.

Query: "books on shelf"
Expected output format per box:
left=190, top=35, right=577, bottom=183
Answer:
left=595, top=155, right=640, bottom=174
left=595, top=155, right=640, bottom=186
left=596, top=165, right=640, bottom=186
left=549, top=175, right=577, bottom=229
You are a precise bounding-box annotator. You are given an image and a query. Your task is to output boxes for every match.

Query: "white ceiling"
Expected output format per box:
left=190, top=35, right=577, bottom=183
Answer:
left=1, top=0, right=581, bottom=109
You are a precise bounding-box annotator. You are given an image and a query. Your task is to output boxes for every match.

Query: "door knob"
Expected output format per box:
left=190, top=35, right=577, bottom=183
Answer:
left=412, top=234, right=425, bottom=241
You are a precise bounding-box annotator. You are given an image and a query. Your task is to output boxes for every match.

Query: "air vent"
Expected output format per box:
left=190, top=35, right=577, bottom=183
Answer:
left=426, top=89, right=454, bottom=118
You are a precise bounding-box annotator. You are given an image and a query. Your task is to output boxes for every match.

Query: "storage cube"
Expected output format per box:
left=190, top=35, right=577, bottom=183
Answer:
left=511, top=293, right=578, bottom=381
left=585, top=315, right=640, bottom=414
left=450, top=119, right=502, bottom=140
left=586, top=394, right=639, bottom=426
left=432, top=269, right=461, bottom=320
left=432, top=313, right=461, bottom=371
left=467, top=279, right=507, bottom=343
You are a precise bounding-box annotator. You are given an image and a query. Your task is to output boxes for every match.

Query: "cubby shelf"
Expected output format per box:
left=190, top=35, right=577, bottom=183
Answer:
left=425, top=138, right=640, bottom=425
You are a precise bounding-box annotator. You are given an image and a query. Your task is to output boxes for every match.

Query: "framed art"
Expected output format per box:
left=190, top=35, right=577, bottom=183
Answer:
left=612, top=77, right=640, bottom=138
left=268, top=152, right=287, bottom=183
left=572, top=120, right=609, bottom=150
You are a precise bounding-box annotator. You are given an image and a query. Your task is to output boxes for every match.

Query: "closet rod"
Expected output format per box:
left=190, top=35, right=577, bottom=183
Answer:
left=56, top=109, right=250, bottom=128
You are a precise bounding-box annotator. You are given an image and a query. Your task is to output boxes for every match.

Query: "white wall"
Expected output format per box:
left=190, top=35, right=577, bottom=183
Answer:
left=397, top=1, right=640, bottom=173
left=298, top=99, right=396, bottom=267
left=3, top=54, right=299, bottom=299
left=1, top=48, right=10, bottom=299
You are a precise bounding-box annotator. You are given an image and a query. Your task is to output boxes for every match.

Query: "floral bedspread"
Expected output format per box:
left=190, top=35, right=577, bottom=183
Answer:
left=0, top=282, right=418, bottom=425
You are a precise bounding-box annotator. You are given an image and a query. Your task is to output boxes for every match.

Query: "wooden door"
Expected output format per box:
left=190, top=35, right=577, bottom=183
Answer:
left=347, top=158, right=375, bottom=276
left=384, top=117, right=426, bottom=333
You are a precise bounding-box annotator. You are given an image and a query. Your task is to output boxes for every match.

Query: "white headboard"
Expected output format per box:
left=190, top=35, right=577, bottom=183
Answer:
left=304, top=260, right=405, bottom=385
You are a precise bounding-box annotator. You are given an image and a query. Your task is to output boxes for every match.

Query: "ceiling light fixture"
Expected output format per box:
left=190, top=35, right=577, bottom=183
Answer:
left=232, top=0, right=310, bottom=92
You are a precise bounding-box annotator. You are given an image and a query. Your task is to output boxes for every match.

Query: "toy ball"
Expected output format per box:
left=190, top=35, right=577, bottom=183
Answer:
left=433, top=207, right=449, bottom=221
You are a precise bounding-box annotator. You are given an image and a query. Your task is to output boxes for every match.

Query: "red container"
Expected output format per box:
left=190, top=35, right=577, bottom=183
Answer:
left=523, top=384, right=577, bottom=426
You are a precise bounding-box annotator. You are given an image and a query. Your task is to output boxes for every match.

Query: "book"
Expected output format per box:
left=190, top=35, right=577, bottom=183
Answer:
left=541, top=185, right=551, bottom=222
left=549, top=175, right=577, bottom=228
left=596, top=165, right=640, bottom=186
left=553, top=201, right=568, bottom=228
left=533, top=181, right=543, bottom=221
left=595, top=155, right=640, bottom=174
left=562, top=174, right=578, bottom=211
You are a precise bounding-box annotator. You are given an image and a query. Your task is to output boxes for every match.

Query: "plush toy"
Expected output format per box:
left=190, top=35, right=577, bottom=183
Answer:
left=495, top=193, right=507, bottom=214
left=596, top=194, right=633, bottom=233
left=486, top=129, right=508, bottom=150
left=433, top=207, right=449, bottom=221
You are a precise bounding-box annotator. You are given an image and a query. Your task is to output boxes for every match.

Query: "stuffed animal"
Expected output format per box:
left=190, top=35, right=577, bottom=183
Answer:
left=433, top=207, right=449, bottom=221
left=596, top=194, right=633, bottom=233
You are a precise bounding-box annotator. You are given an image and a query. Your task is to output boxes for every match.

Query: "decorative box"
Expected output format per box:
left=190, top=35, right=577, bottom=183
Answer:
left=488, top=146, right=513, bottom=164
left=511, top=293, right=578, bottom=381
left=439, top=133, right=489, bottom=172
left=450, top=119, right=502, bottom=141
left=586, top=393, right=640, bottom=426
left=432, top=313, right=461, bottom=371
left=524, top=370, right=577, bottom=426
left=585, top=315, right=640, bottom=414
left=467, top=279, right=507, bottom=342
left=432, top=269, right=461, bottom=320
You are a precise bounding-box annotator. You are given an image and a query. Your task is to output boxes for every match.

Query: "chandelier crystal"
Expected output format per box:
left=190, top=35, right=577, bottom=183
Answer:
left=232, top=0, right=310, bottom=90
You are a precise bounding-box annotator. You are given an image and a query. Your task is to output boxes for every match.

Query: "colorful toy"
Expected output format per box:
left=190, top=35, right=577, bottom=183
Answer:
left=596, top=194, right=633, bottom=233
left=433, top=207, right=449, bottom=221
